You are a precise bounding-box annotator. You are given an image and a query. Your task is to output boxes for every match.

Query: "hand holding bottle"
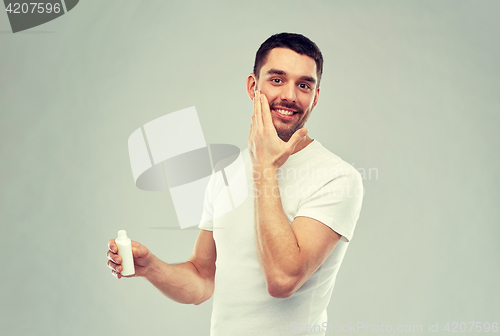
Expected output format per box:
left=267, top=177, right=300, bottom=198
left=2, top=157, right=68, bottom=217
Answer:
left=106, top=234, right=154, bottom=279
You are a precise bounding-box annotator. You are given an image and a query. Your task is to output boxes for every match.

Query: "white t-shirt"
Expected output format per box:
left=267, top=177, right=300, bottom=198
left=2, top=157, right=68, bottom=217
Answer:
left=199, top=140, right=364, bottom=336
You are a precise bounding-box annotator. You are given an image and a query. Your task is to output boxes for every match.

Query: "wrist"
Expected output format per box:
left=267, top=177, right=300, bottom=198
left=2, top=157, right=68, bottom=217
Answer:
left=143, top=254, right=162, bottom=280
left=252, top=164, right=278, bottom=181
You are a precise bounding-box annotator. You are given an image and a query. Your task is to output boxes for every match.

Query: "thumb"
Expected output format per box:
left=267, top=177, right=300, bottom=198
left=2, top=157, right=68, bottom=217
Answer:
left=131, top=242, right=149, bottom=259
left=132, top=247, right=139, bottom=258
left=288, top=128, right=308, bottom=150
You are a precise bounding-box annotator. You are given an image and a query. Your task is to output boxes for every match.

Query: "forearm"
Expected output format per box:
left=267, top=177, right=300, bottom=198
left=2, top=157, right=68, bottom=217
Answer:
left=143, top=255, right=213, bottom=305
left=253, top=168, right=303, bottom=289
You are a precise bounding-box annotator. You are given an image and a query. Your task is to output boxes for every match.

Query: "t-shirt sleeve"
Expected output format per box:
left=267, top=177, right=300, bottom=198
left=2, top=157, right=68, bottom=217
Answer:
left=295, top=170, right=364, bottom=242
left=198, top=171, right=215, bottom=231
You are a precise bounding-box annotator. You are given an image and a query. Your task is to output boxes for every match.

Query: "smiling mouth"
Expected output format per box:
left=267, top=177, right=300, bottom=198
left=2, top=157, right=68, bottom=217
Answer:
left=272, top=107, right=300, bottom=121
left=273, top=108, right=296, bottom=116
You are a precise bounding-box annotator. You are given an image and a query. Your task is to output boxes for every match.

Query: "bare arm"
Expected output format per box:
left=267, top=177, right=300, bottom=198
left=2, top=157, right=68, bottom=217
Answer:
left=107, top=229, right=216, bottom=305
left=249, top=91, right=340, bottom=298
left=253, top=166, right=340, bottom=298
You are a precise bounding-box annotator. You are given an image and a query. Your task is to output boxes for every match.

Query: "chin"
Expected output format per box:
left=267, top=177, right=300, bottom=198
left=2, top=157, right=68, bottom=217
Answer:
left=277, top=128, right=298, bottom=139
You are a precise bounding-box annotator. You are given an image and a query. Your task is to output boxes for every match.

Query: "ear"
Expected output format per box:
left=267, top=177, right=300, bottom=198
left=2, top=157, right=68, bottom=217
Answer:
left=312, top=86, right=320, bottom=110
left=246, top=74, right=257, bottom=100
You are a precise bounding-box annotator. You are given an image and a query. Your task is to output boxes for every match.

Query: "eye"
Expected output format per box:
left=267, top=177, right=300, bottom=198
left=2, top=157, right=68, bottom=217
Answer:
left=271, top=78, right=283, bottom=84
left=299, top=83, right=311, bottom=90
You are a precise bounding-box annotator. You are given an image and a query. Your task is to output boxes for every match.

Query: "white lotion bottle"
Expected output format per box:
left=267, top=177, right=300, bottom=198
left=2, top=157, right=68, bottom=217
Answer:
left=115, top=230, right=135, bottom=276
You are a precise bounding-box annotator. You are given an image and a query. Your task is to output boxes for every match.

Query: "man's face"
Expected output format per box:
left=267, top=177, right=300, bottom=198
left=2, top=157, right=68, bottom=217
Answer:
left=250, top=47, right=320, bottom=141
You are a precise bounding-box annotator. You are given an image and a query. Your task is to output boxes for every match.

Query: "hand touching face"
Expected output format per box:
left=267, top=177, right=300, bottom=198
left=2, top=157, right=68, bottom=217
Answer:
left=248, top=90, right=309, bottom=170
left=246, top=48, right=320, bottom=142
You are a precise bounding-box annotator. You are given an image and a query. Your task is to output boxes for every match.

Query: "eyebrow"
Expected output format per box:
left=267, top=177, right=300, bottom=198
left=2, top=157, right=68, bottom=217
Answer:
left=265, top=69, right=317, bottom=85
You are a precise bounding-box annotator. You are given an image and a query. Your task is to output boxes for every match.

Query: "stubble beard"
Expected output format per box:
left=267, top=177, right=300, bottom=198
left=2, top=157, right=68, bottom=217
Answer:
left=269, top=100, right=307, bottom=140
left=276, top=121, right=305, bottom=139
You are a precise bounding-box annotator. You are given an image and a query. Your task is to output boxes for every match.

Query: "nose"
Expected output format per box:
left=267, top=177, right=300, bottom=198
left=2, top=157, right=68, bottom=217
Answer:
left=279, top=82, right=296, bottom=103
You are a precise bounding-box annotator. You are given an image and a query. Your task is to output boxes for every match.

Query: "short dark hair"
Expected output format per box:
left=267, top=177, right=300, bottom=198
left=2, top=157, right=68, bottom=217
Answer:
left=253, top=32, right=324, bottom=86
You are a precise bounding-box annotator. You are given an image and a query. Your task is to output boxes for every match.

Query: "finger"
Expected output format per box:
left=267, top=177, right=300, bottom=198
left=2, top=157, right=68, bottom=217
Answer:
left=260, top=93, right=274, bottom=132
left=107, top=250, right=121, bottom=264
left=255, top=91, right=263, bottom=130
left=111, top=269, right=122, bottom=280
left=252, top=90, right=260, bottom=132
left=251, top=103, right=256, bottom=134
left=249, top=117, right=254, bottom=144
left=131, top=242, right=149, bottom=259
left=107, top=259, right=123, bottom=273
left=252, top=109, right=258, bottom=139
left=108, top=239, right=118, bottom=253
left=288, top=128, right=308, bottom=152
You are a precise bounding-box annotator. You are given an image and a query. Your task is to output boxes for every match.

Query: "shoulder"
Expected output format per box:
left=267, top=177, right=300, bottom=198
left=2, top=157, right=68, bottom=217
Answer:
left=304, top=141, right=362, bottom=182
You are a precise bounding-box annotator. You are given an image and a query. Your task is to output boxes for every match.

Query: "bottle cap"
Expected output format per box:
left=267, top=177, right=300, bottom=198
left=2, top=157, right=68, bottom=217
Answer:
left=117, top=230, right=128, bottom=239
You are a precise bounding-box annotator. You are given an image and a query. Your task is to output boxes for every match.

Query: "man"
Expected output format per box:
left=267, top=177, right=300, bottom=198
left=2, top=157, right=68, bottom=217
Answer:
left=107, top=33, right=363, bottom=336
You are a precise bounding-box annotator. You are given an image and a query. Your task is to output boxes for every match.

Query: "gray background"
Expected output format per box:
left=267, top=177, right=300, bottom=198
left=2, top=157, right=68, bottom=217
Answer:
left=1, top=1, right=499, bottom=335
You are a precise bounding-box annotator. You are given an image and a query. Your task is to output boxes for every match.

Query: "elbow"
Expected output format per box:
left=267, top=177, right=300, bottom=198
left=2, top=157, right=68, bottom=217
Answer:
left=192, top=291, right=213, bottom=305
left=266, top=275, right=298, bottom=299
left=193, top=298, right=209, bottom=306
left=193, top=291, right=212, bottom=305
left=193, top=278, right=215, bottom=305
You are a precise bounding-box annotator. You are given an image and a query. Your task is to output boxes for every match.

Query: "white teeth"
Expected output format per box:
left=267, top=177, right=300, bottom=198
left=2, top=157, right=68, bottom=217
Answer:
left=275, top=109, right=294, bottom=116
